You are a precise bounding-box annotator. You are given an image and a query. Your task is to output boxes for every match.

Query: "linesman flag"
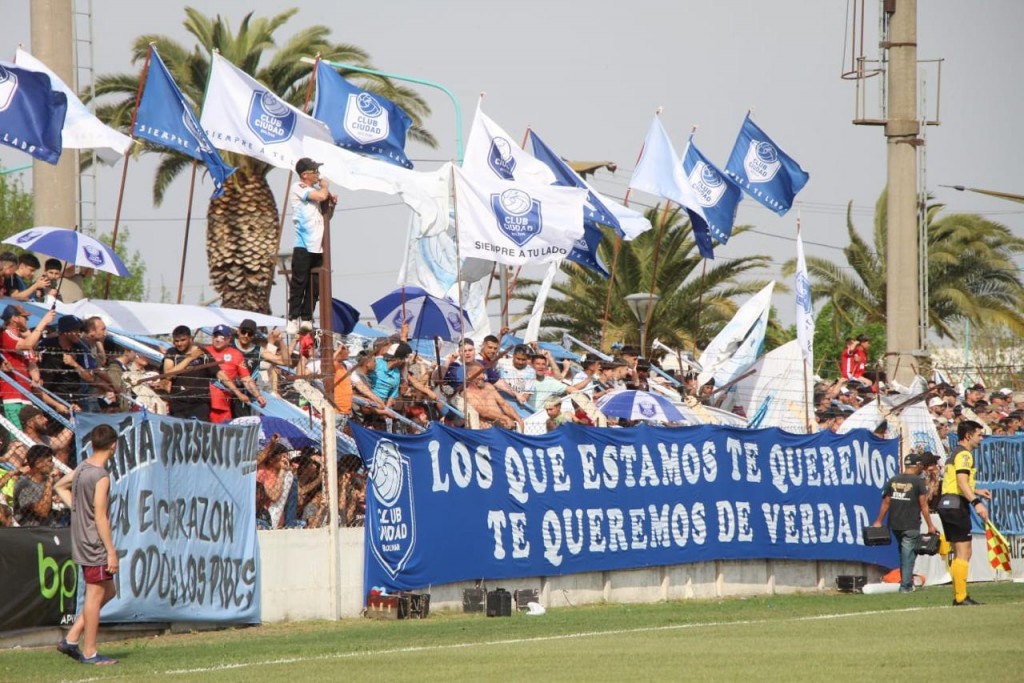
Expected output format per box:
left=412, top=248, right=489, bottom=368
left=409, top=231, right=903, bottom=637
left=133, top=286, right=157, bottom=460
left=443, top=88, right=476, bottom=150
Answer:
left=628, top=115, right=714, bottom=259
left=986, top=520, right=1012, bottom=572
left=313, top=65, right=414, bottom=169
left=135, top=46, right=235, bottom=198
left=682, top=138, right=742, bottom=244
left=200, top=53, right=332, bottom=171
left=453, top=166, right=586, bottom=266
left=724, top=113, right=809, bottom=216
left=0, top=62, right=67, bottom=164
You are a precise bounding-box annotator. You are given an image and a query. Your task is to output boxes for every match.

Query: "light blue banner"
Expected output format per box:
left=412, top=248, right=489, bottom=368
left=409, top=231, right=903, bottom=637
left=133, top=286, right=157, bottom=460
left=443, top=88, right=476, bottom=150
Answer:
left=353, top=423, right=899, bottom=594
left=75, top=413, right=261, bottom=623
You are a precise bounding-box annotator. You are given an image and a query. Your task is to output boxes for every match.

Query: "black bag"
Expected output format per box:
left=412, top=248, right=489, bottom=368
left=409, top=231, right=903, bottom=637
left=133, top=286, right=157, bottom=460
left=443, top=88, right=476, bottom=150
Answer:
left=937, top=494, right=962, bottom=511
left=915, top=533, right=940, bottom=555
left=486, top=588, right=512, bottom=617
left=862, top=526, right=892, bottom=546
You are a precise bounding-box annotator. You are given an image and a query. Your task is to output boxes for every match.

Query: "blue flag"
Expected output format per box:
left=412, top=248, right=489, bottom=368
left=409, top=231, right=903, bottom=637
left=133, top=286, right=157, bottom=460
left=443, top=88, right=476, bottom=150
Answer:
left=528, top=129, right=622, bottom=235
left=682, top=139, right=742, bottom=244
left=0, top=62, right=67, bottom=164
left=135, top=47, right=235, bottom=198
left=313, top=65, right=414, bottom=169
left=567, top=223, right=610, bottom=278
left=724, top=114, right=809, bottom=216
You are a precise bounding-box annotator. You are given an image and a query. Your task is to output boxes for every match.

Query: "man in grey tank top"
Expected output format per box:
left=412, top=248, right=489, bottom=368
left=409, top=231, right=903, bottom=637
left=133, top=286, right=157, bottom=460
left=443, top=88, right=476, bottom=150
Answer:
left=54, top=423, right=119, bottom=666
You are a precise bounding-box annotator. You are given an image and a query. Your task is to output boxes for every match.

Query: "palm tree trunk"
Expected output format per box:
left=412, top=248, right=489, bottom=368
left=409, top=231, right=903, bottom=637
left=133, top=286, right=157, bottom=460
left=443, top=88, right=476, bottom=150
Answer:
left=206, top=172, right=279, bottom=313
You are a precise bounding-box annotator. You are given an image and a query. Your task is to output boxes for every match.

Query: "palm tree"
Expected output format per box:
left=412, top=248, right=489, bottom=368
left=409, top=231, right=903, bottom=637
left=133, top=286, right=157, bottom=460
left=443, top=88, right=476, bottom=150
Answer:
left=513, top=205, right=775, bottom=355
left=789, top=193, right=1024, bottom=339
left=91, top=8, right=436, bottom=311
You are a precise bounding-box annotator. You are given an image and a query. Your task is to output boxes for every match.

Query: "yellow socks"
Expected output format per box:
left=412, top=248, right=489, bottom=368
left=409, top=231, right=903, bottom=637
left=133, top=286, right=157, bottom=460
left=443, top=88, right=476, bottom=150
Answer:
left=950, top=558, right=969, bottom=603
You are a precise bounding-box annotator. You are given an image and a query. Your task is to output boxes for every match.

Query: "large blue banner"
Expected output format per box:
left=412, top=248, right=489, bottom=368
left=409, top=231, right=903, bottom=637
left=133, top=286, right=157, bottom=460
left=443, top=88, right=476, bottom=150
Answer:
left=975, top=436, right=1024, bottom=535
left=352, top=423, right=898, bottom=593
left=75, top=413, right=261, bottom=623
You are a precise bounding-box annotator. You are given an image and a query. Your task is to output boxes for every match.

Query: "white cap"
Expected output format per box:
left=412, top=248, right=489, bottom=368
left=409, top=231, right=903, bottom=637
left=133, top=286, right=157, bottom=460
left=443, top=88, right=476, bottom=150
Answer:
left=928, top=397, right=945, bottom=408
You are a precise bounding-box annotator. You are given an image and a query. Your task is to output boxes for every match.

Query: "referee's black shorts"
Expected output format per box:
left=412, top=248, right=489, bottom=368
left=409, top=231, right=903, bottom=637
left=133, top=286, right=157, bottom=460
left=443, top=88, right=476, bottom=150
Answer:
left=938, top=501, right=972, bottom=543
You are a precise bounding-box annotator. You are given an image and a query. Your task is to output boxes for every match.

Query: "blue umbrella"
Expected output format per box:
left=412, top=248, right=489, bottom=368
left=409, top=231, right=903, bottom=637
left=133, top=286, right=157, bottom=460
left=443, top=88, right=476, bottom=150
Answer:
left=331, top=298, right=361, bottom=335
left=595, top=389, right=685, bottom=422
left=3, top=226, right=130, bottom=276
left=370, top=286, right=471, bottom=341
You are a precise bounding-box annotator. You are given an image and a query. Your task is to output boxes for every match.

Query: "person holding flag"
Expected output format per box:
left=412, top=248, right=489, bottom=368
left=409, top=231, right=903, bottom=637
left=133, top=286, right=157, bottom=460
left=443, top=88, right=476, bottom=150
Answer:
left=937, top=420, right=991, bottom=606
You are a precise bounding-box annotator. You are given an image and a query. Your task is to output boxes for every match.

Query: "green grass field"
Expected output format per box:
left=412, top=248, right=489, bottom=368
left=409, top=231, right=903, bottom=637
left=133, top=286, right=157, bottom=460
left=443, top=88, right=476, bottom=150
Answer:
left=3, top=582, right=1023, bottom=682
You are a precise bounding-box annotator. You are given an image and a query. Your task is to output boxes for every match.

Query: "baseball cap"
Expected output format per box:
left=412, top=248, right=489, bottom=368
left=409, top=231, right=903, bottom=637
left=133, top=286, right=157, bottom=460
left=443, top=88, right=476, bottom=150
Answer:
left=1, top=304, right=28, bottom=321
left=18, top=404, right=43, bottom=425
left=295, top=157, right=322, bottom=175
left=968, top=383, right=986, bottom=392
left=57, top=315, right=83, bottom=333
left=997, top=387, right=1013, bottom=397
left=212, top=324, right=233, bottom=338
left=904, top=453, right=924, bottom=467
left=928, top=397, right=945, bottom=408
left=384, top=342, right=412, bottom=360
left=919, top=452, right=940, bottom=467
left=238, top=318, right=259, bottom=334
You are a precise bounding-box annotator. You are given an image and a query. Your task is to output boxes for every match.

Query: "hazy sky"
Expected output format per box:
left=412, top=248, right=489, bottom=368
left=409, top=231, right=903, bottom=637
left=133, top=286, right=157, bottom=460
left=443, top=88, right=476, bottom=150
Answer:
left=2, top=0, right=1022, bottom=329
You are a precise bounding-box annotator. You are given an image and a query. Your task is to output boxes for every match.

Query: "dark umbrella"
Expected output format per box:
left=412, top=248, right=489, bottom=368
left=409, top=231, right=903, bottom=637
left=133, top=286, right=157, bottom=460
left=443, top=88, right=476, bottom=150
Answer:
left=331, top=298, right=361, bottom=336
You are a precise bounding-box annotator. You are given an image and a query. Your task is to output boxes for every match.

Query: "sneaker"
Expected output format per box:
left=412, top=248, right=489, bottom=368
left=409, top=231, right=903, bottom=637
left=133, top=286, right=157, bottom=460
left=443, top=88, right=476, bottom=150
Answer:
left=286, top=319, right=300, bottom=335
left=80, top=653, right=118, bottom=665
left=953, top=596, right=982, bottom=606
left=57, top=638, right=82, bottom=661
left=898, top=587, right=914, bottom=593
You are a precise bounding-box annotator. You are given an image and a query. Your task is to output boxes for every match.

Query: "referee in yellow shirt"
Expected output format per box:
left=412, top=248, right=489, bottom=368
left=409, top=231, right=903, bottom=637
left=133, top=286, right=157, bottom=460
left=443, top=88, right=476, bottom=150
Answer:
left=937, top=420, right=992, bottom=606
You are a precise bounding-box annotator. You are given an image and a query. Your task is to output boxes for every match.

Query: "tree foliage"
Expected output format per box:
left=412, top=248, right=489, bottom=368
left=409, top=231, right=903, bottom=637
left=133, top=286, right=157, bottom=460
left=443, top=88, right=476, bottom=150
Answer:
left=513, top=204, right=776, bottom=356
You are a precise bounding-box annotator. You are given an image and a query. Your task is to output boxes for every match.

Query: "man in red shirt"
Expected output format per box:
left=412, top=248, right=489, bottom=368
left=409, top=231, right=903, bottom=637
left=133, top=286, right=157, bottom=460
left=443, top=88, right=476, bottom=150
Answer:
left=0, top=304, right=58, bottom=427
left=849, top=334, right=871, bottom=387
left=205, top=325, right=265, bottom=423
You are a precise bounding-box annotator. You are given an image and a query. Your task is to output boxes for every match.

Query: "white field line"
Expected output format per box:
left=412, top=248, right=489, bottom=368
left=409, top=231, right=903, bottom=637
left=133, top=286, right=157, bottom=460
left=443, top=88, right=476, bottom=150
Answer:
left=66, top=602, right=1016, bottom=682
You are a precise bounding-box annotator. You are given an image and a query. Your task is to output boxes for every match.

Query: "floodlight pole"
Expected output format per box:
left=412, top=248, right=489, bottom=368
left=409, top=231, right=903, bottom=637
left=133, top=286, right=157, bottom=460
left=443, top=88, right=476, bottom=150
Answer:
left=303, top=58, right=464, bottom=163
left=625, top=292, right=660, bottom=358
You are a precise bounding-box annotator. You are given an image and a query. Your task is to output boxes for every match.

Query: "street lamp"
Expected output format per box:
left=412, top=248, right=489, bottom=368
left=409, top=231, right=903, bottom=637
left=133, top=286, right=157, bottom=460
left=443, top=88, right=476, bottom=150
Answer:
left=624, top=292, right=660, bottom=357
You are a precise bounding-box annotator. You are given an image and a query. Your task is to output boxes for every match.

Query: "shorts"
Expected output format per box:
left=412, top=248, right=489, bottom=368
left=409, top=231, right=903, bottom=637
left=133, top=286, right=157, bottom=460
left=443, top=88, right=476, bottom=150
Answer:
left=83, top=565, right=115, bottom=584
left=938, top=504, right=973, bottom=543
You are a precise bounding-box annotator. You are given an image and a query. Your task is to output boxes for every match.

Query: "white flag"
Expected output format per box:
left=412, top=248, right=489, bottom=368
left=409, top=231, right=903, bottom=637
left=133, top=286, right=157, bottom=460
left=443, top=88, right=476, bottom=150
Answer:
left=200, top=53, right=332, bottom=171
left=462, top=104, right=555, bottom=185
left=303, top=137, right=450, bottom=236
left=629, top=115, right=707, bottom=225
left=795, top=227, right=815, bottom=369
left=698, top=281, right=774, bottom=387
left=453, top=166, right=585, bottom=266
left=15, top=48, right=133, bottom=163
left=524, top=259, right=560, bottom=342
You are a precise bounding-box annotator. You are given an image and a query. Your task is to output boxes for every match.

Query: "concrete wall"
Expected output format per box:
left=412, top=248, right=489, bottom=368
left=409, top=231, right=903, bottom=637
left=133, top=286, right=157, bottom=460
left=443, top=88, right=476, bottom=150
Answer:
left=257, top=528, right=890, bottom=622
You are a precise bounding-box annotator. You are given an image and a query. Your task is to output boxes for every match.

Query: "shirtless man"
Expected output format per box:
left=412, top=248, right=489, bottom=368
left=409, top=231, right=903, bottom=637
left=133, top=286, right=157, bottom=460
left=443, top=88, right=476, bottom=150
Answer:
left=464, top=364, right=524, bottom=430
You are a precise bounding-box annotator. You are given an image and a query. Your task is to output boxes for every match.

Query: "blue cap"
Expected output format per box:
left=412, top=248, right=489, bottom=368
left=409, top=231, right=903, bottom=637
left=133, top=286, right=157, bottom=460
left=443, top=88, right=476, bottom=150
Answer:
left=212, top=324, right=233, bottom=338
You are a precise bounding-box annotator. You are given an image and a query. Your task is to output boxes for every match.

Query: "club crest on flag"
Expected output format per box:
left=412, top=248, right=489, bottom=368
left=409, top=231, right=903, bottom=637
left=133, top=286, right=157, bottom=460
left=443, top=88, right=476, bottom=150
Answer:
left=796, top=271, right=811, bottom=312
left=367, top=439, right=417, bottom=578
left=492, top=189, right=542, bottom=247
left=83, top=245, right=106, bottom=267
left=343, top=92, right=390, bottom=145
left=487, top=137, right=516, bottom=180
left=0, top=66, right=17, bottom=111
left=688, top=161, right=729, bottom=208
left=247, top=91, right=296, bottom=144
left=181, top=111, right=213, bottom=154
left=744, top=140, right=782, bottom=183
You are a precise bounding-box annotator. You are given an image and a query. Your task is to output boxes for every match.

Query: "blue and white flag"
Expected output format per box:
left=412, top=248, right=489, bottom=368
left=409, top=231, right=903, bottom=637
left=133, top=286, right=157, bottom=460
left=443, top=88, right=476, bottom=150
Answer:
left=698, top=281, right=774, bottom=388
left=528, top=129, right=621, bottom=235
left=724, top=114, right=809, bottom=216
left=795, top=226, right=814, bottom=369
left=462, top=105, right=555, bottom=185
left=453, top=166, right=586, bottom=266
left=629, top=116, right=714, bottom=259
left=136, top=46, right=235, bottom=198
left=200, top=53, right=332, bottom=172
left=313, top=65, right=414, bottom=169
left=566, top=223, right=609, bottom=278
left=15, top=48, right=132, bottom=164
left=682, top=139, right=742, bottom=244
left=0, top=62, right=67, bottom=164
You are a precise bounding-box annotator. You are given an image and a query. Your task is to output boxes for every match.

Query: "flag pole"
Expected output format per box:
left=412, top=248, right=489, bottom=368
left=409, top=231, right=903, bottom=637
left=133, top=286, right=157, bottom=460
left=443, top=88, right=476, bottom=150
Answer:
left=797, top=212, right=812, bottom=434
left=272, top=55, right=321, bottom=283
left=103, top=44, right=153, bottom=298
left=450, top=165, right=470, bottom=412
left=175, top=160, right=200, bottom=303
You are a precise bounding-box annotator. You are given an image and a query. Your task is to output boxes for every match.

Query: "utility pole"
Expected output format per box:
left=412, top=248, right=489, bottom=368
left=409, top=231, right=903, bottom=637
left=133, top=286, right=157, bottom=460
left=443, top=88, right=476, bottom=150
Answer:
left=884, top=0, right=920, bottom=386
left=30, top=0, right=77, bottom=230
